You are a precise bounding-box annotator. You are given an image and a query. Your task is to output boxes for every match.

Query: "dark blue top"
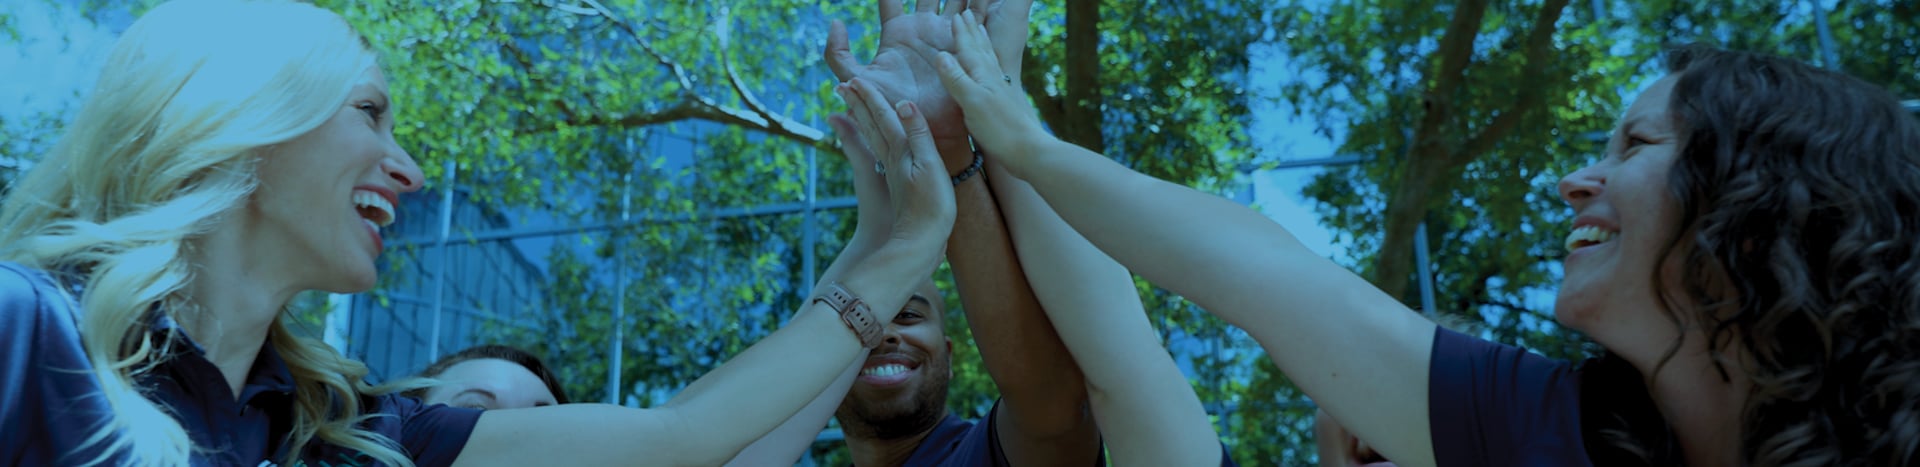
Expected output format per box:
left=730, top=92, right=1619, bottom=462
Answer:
left=898, top=402, right=1013, bottom=467
left=897, top=400, right=1229, bottom=466
left=1427, top=326, right=1592, bottom=467
left=0, top=262, right=481, bottom=467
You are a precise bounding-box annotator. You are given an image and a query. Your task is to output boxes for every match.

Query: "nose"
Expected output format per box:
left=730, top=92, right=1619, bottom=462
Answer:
left=384, top=145, right=425, bottom=193
left=1557, top=162, right=1605, bottom=208
left=881, top=325, right=902, bottom=347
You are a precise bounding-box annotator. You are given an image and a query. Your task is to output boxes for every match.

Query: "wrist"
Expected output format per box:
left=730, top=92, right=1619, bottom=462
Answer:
left=840, top=243, right=939, bottom=321
left=934, top=137, right=975, bottom=174
left=989, top=133, right=1056, bottom=179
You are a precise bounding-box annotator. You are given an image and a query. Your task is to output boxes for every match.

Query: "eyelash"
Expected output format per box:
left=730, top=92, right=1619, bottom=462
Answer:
left=357, top=101, right=386, bottom=122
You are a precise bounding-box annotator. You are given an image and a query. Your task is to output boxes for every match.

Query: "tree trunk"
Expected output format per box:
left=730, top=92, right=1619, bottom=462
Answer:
left=1369, top=0, right=1568, bottom=300
left=1061, top=0, right=1104, bottom=153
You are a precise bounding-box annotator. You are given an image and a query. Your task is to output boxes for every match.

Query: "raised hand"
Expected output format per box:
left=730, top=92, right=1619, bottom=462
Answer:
left=825, top=2, right=971, bottom=146
left=827, top=113, right=896, bottom=252
left=931, top=12, right=1052, bottom=176
left=962, top=0, right=1034, bottom=80
left=834, top=78, right=957, bottom=250
left=825, top=0, right=1037, bottom=172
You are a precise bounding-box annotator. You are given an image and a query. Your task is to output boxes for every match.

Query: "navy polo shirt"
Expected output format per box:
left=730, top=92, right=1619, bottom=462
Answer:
left=0, top=262, right=481, bottom=466
left=1427, top=327, right=1592, bottom=466
left=896, top=400, right=1230, bottom=467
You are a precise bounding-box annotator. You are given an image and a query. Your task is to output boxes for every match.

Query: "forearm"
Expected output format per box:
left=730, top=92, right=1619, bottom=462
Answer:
left=659, top=243, right=931, bottom=465
left=720, top=238, right=881, bottom=466
left=722, top=360, right=859, bottom=466
left=939, top=139, right=1092, bottom=439
left=1007, top=139, right=1438, bottom=466
left=1007, top=139, right=1331, bottom=343
left=988, top=163, right=1220, bottom=465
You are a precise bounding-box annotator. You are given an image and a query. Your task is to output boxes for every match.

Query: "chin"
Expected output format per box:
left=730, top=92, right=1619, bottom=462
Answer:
left=324, top=263, right=380, bottom=293
left=1550, top=290, right=1598, bottom=334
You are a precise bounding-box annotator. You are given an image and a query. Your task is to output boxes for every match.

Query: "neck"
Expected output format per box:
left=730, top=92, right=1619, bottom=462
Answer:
left=181, top=227, right=300, bottom=400
left=1634, top=343, right=1748, bottom=466
left=842, top=411, right=946, bottom=467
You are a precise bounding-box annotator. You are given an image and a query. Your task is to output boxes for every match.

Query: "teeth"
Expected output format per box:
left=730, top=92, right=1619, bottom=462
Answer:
left=352, top=191, right=396, bottom=227
left=860, top=364, right=909, bottom=377
left=1564, top=225, right=1618, bottom=251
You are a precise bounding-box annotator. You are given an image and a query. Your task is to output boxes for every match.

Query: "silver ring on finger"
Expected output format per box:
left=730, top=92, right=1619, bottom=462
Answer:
left=1002, top=74, right=1012, bottom=85
left=875, top=160, right=886, bottom=176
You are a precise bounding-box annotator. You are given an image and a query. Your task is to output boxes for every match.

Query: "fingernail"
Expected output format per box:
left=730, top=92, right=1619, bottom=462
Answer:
left=897, top=101, right=917, bottom=119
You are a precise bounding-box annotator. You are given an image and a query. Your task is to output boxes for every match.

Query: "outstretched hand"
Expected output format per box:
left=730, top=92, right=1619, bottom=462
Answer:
left=931, top=12, right=1052, bottom=175
left=825, top=0, right=1036, bottom=171
left=825, top=2, right=970, bottom=145
left=834, top=78, right=957, bottom=249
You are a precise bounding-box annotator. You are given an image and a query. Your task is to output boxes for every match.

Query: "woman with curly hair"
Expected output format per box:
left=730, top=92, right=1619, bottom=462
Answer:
left=0, top=1, right=954, bottom=466
left=929, top=11, right=1920, bottom=466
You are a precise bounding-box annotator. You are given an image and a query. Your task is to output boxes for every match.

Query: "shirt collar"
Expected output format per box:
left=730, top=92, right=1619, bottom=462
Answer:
left=67, top=275, right=299, bottom=396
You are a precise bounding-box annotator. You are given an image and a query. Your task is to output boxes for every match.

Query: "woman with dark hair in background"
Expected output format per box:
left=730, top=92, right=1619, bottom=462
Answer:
left=405, top=345, right=571, bottom=410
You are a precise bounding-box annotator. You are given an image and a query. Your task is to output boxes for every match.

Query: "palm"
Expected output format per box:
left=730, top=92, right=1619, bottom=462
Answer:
left=856, top=12, right=968, bottom=142
left=827, top=1, right=1033, bottom=157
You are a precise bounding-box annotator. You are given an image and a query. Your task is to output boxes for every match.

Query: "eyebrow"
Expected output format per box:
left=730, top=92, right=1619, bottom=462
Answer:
left=907, top=294, right=933, bottom=309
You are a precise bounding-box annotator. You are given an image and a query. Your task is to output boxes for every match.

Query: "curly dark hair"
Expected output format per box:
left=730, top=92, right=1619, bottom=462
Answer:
left=402, top=344, right=572, bottom=405
left=1586, top=45, right=1920, bottom=466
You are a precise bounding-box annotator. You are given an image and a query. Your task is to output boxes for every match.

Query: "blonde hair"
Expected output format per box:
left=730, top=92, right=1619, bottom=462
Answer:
left=0, top=1, right=417, bottom=465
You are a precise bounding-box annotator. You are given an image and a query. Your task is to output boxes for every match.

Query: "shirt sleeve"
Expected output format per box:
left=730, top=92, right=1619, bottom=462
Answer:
left=373, top=394, right=483, bottom=467
left=0, top=262, right=124, bottom=466
left=1426, top=327, right=1592, bottom=467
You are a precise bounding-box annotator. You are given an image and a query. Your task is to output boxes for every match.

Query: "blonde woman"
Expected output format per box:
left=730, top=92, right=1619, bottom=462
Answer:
left=0, top=1, right=955, bottom=466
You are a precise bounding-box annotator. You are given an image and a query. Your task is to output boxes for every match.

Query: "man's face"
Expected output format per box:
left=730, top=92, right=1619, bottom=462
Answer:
left=837, top=279, right=953, bottom=439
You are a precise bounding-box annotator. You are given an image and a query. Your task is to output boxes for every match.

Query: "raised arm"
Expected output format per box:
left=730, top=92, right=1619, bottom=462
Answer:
left=825, top=1, right=1099, bottom=464
left=931, top=13, right=1439, bottom=467
left=986, top=158, right=1221, bottom=466
left=722, top=113, right=900, bottom=467
left=450, top=79, right=958, bottom=467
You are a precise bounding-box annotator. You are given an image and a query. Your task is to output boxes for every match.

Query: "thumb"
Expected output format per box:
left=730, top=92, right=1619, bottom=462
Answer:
left=824, top=20, right=861, bottom=82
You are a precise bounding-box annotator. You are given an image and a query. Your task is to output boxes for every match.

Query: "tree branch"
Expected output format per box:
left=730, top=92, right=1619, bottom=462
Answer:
left=500, top=40, right=580, bottom=123
left=1451, top=0, right=1570, bottom=166
left=1412, top=0, right=1491, bottom=145
left=526, top=0, right=830, bottom=151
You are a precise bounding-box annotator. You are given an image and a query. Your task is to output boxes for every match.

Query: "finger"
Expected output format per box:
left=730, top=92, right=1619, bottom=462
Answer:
left=986, top=0, right=1034, bottom=50
left=850, top=78, right=909, bottom=147
left=895, top=101, right=945, bottom=183
left=825, top=20, right=861, bottom=81
left=967, top=0, right=989, bottom=19
left=914, top=0, right=938, bottom=15
left=951, top=14, right=999, bottom=81
left=933, top=51, right=980, bottom=102
left=846, top=79, right=895, bottom=146
left=880, top=0, right=904, bottom=22
left=837, top=83, right=888, bottom=159
left=942, top=0, right=965, bottom=16
left=828, top=114, right=876, bottom=168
